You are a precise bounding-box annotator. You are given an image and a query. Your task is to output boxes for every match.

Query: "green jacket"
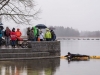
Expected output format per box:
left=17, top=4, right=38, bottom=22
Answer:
left=33, top=26, right=37, bottom=37
left=45, top=31, right=51, bottom=38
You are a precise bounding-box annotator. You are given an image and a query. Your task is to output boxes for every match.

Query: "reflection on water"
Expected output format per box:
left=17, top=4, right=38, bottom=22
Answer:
left=67, top=59, right=90, bottom=64
left=0, top=58, right=60, bottom=75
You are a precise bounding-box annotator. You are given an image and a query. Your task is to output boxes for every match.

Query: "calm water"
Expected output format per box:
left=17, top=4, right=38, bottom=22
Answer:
left=1, top=40, right=100, bottom=75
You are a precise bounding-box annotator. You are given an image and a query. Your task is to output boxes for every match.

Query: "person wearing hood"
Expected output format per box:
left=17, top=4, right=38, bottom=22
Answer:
left=28, top=27, right=34, bottom=41
left=27, top=27, right=31, bottom=40
left=16, top=28, right=22, bottom=38
left=32, top=26, right=37, bottom=41
left=16, top=28, right=22, bottom=46
left=44, top=28, right=51, bottom=41
left=10, top=28, right=17, bottom=48
left=4, top=27, right=11, bottom=47
left=50, top=30, right=56, bottom=41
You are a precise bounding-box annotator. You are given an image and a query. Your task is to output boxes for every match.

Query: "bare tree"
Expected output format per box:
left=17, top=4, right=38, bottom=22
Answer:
left=0, top=0, right=40, bottom=25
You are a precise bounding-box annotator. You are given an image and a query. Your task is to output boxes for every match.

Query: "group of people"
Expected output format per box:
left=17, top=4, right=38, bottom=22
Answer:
left=0, top=26, right=56, bottom=48
left=27, top=27, right=56, bottom=41
left=0, top=27, right=22, bottom=48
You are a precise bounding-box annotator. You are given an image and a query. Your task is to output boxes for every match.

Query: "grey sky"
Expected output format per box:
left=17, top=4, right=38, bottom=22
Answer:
left=34, top=0, right=100, bottom=31
left=3, top=0, right=100, bottom=32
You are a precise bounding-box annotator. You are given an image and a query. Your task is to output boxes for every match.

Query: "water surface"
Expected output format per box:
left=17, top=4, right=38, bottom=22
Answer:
left=0, top=40, right=100, bottom=75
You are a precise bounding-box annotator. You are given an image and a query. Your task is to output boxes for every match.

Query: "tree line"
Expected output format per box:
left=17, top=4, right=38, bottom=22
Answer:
left=53, top=26, right=100, bottom=37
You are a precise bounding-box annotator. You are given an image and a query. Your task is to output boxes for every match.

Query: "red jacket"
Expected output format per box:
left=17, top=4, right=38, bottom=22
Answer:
left=10, top=31, right=17, bottom=40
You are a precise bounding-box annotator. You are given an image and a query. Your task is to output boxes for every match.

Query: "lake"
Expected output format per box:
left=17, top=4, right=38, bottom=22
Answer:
left=0, top=40, right=100, bottom=75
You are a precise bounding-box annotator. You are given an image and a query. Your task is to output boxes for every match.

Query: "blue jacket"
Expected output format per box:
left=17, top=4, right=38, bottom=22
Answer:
left=0, top=30, right=3, bottom=38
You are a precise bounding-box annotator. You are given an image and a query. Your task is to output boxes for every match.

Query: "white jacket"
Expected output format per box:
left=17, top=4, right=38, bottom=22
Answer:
left=39, top=33, right=44, bottom=39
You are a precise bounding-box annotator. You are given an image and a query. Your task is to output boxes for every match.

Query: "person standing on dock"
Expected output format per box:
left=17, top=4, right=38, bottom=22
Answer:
left=16, top=28, right=22, bottom=47
left=50, top=30, right=56, bottom=41
left=28, top=27, right=34, bottom=41
left=10, top=28, right=17, bottom=48
left=4, top=27, right=11, bottom=47
left=39, top=31, right=44, bottom=41
left=44, top=28, right=51, bottom=41
left=0, top=28, right=3, bottom=46
left=32, top=26, right=38, bottom=41
left=27, top=27, right=31, bottom=40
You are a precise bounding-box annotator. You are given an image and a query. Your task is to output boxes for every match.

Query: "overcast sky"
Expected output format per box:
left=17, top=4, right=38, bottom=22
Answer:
left=34, top=0, right=100, bottom=31
left=3, top=0, right=100, bottom=32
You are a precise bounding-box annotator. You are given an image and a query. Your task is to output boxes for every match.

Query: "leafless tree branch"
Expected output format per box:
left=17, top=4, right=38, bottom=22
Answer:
left=0, top=0, right=10, bottom=10
left=0, top=0, right=40, bottom=25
